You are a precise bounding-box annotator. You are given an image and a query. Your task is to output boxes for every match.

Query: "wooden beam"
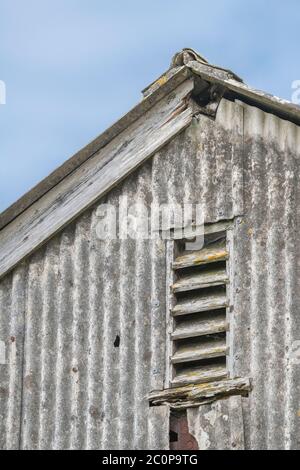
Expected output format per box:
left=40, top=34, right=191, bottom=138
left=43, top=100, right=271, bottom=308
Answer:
left=0, top=79, right=195, bottom=279
left=148, top=377, right=251, bottom=410
left=188, top=60, right=300, bottom=126
left=0, top=66, right=191, bottom=231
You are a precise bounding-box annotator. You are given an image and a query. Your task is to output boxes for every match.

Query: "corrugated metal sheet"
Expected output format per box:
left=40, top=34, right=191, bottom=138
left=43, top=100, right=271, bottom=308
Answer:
left=152, top=98, right=244, bottom=220
left=0, top=98, right=243, bottom=450
left=1, top=98, right=300, bottom=449
left=1, top=204, right=170, bottom=450
left=231, top=103, right=300, bottom=450
left=187, top=396, right=245, bottom=450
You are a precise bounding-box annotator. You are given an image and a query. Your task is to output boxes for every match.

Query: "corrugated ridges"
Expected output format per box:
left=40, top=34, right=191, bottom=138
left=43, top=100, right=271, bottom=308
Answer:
left=232, top=103, right=300, bottom=449
left=0, top=155, right=172, bottom=449
left=2, top=99, right=300, bottom=450
left=0, top=98, right=246, bottom=449
left=187, top=395, right=245, bottom=450
left=153, top=99, right=244, bottom=221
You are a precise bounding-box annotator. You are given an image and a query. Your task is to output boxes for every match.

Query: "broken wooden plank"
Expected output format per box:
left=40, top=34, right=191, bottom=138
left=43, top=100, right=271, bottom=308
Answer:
left=149, top=377, right=251, bottom=409
left=0, top=79, right=195, bottom=279
left=173, top=242, right=228, bottom=270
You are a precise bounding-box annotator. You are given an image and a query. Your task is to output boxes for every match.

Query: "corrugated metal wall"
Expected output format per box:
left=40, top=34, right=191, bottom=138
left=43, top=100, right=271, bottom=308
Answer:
left=0, top=98, right=243, bottom=450
left=231, top=103, right=300, bottom=450
left=187, top=396, right=245, bottom=450
left=1, top=97, right=300, bottom=449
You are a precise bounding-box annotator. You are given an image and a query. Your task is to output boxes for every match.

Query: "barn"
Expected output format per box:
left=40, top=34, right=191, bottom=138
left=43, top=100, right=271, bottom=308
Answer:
left=0, top=48, right=300, bottom=450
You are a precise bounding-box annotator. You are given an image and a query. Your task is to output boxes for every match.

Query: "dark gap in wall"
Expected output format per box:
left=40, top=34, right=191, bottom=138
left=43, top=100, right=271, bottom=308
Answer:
left=169, top=410, right=199, bottom=450
left=114, top=335, right=120, bottom=348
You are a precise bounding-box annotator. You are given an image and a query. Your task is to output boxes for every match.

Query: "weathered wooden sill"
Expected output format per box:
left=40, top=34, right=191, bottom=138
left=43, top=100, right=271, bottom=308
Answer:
left=148, top=377, right=251, bottom=410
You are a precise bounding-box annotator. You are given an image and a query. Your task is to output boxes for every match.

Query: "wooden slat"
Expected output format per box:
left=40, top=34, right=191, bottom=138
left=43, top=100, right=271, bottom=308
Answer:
left=172, top=364, right=228, bottom=387
left=173, top=242, right=228, bottom=270
left=148, top=377, right=251, bottom=407
left=172, top=312, right=228, bottom=340
left=172, top=290, right=227, bottom=317
left=172, top=267, right=228, bottom=293
left=172, top=339, right=227, bottom=364
left=0, top=79, right=195, bottom=279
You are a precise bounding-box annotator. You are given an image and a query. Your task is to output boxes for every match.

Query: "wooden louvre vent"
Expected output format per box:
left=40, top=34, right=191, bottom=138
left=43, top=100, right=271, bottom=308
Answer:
left=170, top=228, right=230, bottom=387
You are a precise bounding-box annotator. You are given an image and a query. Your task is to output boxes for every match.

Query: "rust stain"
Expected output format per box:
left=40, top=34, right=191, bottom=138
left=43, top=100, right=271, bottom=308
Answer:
left=24, top=374, right=36, bottom=392
left=174, top=250, right=228, bottom=268
left=0, top=387, right=9, bottom=398
left=161, top=96, right=190, bottom=127
left=195, top=251, right=228, bottom=264
left=89, top=406, right=100, bottom=420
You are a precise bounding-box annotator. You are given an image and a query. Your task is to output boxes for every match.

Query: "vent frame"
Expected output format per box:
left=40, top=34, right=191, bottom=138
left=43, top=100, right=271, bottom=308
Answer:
left=165, top=221, right=234, bottom=388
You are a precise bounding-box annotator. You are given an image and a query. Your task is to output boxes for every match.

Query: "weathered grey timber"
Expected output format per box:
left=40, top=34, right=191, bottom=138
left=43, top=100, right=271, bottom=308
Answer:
left=149, top=377, right=251, bottom=409
left=0, top=79, right=194, bottom=279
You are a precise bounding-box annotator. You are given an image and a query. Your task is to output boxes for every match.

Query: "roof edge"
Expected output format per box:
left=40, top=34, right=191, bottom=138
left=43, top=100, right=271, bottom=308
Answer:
left=2, top=48, right=300, bottom=231
left=187, top=60, right=300, bottom=127
left=0, top=66, right=191, bottom=231
left=0, top=78, right=195, bottom=279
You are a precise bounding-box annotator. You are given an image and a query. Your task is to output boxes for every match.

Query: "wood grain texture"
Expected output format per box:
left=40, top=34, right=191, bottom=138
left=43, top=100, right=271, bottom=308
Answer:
left=187, top=60, right=300, bottom=126
left=0, top=79, right=194, bottom=279
left=173, top=242, right=228, bottom=270
left=172, top=312, right=228, bottom=340
left=149, top=377, right=251, bottom=409
left=172, top=290, right=227, bottom=316
left=172, top=363, right=228, bottom=387
left=172, top=267, right=228, bottom=293
left=0, top=66, right=191, bottom=231
left=171, top=338, right=227, bottom=364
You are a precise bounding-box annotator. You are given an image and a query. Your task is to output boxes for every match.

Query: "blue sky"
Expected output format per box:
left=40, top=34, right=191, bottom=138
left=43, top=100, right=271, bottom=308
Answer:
left=0, top=0, right=299, bottom=212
